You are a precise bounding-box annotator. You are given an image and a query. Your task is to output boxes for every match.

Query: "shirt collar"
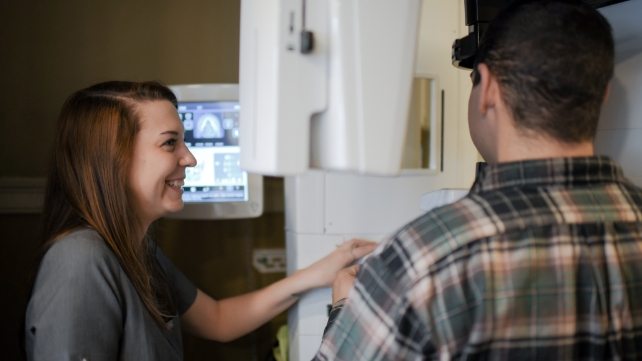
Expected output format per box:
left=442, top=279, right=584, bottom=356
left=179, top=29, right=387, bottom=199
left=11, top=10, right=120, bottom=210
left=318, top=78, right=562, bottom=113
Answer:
left=470, top=156, right=627, bottom=193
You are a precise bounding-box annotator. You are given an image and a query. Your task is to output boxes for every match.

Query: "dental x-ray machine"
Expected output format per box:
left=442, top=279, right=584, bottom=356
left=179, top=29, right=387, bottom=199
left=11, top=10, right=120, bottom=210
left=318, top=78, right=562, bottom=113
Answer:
left=238, top=0, right=642, bottom=359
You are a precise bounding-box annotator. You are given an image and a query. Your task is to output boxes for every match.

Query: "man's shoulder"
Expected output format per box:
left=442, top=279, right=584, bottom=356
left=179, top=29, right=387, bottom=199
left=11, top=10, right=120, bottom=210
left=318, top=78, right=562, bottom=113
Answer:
left=389, top=179, right=642, bottom=266
left=398, top=194, right=497, bottom=249
left=368, top=195, right=495, bottom=281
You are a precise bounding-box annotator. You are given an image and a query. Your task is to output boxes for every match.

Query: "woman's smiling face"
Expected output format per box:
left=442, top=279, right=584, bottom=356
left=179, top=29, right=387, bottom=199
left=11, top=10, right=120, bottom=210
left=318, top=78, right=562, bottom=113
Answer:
left=128, top=100, right=196, bottom=228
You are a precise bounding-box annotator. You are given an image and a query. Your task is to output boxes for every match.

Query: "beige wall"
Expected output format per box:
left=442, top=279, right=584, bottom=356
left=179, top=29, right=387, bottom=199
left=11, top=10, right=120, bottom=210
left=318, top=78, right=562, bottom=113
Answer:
left=1, top=1, right=287, bottom=360
left=1, top=0, right=240, bottom=177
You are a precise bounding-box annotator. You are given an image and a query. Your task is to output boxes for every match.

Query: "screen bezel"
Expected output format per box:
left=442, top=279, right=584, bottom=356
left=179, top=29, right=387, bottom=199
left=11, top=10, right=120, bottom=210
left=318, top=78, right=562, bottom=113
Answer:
left=167, top=83, right=263, bottom=219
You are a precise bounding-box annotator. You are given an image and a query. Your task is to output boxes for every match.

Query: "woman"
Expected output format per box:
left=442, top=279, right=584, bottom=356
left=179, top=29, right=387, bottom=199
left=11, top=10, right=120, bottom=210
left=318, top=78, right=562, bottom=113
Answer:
left=24, top=81, right=375, bottom=360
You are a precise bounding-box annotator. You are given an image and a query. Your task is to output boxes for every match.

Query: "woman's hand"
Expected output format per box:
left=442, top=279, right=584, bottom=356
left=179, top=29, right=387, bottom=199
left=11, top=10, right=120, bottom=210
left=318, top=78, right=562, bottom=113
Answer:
left=332, top=264, right=360, bottom=304
left=302, top=238, right=377, bottom=289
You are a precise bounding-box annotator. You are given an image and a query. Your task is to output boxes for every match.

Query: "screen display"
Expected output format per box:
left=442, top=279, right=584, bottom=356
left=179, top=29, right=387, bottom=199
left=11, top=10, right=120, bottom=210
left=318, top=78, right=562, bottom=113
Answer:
left=178, top=101, right=247, bottom=203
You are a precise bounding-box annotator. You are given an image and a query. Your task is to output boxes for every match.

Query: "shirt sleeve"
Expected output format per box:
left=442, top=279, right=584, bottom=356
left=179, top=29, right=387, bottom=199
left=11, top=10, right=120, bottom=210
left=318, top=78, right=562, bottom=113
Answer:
left=154, top=245, right=198, bottom=315
left=314, top=238, right=432, bottom=361
left=25, top=233, right=124, bottom=361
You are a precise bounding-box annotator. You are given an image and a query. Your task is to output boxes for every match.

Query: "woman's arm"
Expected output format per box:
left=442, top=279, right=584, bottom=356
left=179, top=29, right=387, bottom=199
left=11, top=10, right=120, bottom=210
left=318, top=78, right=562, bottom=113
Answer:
left=181, top=238, right=376, bottom=342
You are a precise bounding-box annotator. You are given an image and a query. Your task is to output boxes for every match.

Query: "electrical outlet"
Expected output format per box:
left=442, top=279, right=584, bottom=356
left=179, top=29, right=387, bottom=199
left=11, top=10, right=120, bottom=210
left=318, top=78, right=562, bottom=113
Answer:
left=252, top=248, right=286, bottom=273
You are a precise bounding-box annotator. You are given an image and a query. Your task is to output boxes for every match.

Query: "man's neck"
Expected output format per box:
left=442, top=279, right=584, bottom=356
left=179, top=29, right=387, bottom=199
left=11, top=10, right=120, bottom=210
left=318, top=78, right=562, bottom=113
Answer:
left=495, top=128, right=595, bottom=163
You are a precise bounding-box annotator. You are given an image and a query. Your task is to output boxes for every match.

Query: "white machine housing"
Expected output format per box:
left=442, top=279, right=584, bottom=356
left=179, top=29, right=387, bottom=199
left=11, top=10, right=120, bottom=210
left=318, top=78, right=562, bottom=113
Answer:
left=239, top=0, right=422, bottom=176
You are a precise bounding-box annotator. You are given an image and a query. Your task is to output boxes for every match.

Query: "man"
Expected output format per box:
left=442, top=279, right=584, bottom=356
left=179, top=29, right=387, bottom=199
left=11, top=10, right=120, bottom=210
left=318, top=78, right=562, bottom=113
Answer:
left=315, top=0, right=642, bottom=359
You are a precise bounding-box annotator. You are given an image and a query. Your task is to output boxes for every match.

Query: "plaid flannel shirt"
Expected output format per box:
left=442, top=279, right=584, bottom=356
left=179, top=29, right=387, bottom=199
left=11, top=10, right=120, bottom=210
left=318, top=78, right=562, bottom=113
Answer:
left=315, top=156, right=642, bottom=360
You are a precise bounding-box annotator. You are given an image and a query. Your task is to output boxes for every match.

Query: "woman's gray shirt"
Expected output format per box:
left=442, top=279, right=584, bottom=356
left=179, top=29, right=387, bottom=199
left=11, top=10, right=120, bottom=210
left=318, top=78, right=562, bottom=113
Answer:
left=25, top=229, right=198, bottom=361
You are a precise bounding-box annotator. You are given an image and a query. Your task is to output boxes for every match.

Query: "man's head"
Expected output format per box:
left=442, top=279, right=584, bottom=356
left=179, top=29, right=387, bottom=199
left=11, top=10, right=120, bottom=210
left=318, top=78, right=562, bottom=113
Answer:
left=468, top=0, right=614, bottom=160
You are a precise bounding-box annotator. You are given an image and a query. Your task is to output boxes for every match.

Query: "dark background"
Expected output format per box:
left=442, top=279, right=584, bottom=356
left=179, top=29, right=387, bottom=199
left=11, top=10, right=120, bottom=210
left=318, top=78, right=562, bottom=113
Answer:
left=0, top=1, right=288, bottom=360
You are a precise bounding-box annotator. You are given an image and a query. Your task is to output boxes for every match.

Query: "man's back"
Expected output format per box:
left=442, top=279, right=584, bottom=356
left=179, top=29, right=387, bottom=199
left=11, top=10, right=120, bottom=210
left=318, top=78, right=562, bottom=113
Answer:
left=314, top=1, right=638, bottom=359
left=317, top=156, right=642, bottom=360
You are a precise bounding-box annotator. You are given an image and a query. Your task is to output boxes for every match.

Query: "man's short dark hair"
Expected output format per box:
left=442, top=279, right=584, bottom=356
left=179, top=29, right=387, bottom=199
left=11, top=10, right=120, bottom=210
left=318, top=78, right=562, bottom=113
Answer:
left=474, top=0, right=614, bottom=143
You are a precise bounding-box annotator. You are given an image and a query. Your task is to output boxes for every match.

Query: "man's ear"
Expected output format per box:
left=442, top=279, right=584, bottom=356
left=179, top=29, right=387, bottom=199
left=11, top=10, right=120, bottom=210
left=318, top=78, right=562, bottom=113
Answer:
left=477, top=63, right=499, bottom=116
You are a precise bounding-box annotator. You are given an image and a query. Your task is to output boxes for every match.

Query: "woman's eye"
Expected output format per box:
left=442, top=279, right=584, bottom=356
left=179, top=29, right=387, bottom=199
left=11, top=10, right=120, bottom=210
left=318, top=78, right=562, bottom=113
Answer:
left=163, top=139, right=177, bottom=147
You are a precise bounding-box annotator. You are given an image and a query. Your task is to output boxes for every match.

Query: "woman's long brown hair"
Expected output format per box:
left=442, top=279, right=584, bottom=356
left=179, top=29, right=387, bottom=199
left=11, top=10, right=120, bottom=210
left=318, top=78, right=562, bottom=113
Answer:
left=41, top=81, right=178, bottom=328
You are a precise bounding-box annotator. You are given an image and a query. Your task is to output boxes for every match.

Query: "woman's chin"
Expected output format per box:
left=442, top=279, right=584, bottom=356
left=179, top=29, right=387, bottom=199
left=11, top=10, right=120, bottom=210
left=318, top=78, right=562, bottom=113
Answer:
left=164, top=201, right=185, bottom=216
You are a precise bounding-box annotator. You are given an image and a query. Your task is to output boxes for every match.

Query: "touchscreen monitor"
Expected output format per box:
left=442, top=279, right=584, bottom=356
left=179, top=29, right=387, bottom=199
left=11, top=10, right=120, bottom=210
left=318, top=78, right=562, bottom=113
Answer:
left=168, top=84, right=263, bottom=219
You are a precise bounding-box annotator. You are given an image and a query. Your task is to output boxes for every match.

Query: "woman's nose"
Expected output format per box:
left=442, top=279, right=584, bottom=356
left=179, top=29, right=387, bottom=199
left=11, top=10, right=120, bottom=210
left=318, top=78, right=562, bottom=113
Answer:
left=180, top=148, right=197, bottom=167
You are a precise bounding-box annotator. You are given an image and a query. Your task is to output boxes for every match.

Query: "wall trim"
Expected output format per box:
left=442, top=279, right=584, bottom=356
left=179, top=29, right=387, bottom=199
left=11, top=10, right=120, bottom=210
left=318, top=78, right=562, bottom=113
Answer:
left=0, top=177, right=46, bottom=214
left=0, top=176, right=285, bottom=215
